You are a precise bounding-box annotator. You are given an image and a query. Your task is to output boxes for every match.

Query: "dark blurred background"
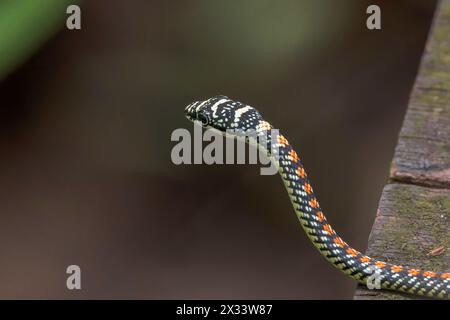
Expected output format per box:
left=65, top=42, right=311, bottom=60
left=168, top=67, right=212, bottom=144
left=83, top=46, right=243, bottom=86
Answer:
left=0, top=0, right=437, bottom=298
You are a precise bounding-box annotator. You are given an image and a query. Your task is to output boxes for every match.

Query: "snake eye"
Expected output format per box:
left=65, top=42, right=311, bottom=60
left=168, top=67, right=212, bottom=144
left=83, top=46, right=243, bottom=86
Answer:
left=199, top=114, right=210, bottom=126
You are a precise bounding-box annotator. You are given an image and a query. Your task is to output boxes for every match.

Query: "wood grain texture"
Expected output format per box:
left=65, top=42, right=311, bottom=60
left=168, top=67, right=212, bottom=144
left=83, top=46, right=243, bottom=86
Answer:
left=354, top=0, right=450, bottom=299
left=390, top=0, right=450, bottom=188
left=354, top=184, right=450, bottom=299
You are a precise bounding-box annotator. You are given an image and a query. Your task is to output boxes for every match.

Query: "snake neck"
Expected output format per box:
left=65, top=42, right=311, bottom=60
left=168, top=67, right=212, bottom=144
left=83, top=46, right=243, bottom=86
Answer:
left=252, top=121, right=450, bottom=299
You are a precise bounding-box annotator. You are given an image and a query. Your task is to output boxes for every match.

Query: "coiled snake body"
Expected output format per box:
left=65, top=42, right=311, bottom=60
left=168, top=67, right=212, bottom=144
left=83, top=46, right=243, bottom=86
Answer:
left=185, top=95, right=450, bottom=299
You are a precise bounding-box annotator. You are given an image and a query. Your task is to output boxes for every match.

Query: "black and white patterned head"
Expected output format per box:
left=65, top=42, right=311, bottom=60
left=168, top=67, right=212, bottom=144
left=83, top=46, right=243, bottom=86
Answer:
left=185, top=95, right=263, bottom=133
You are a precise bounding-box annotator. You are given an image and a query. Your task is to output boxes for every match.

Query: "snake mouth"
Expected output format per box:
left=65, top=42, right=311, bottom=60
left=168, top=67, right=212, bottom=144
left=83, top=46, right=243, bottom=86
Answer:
left=184, top=100, right=201, bottom=122
left=185, top=100, right=211, bottom=127
left=185, top=110, right=196, bottom=122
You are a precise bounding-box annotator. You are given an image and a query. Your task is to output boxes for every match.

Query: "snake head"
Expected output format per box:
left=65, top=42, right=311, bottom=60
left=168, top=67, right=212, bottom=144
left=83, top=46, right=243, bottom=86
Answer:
left=185, top=95, right=263, bottom=133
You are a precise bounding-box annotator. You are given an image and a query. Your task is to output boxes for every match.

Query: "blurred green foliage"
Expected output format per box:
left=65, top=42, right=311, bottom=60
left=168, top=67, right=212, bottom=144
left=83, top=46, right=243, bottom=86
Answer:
left=0, top=0, right=75, bottom=80
left=187, top=0, right=352, bottom=73
left=171, top=0, right=354, bottom=92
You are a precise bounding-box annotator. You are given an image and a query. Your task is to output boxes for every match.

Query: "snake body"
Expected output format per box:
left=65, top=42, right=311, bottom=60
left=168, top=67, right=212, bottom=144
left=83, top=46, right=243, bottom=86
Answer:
left=185, top=95, right=450, bottom=299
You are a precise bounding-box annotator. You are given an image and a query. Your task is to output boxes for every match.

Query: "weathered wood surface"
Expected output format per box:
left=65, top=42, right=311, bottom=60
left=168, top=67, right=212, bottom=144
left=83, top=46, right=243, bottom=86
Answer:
left=355, top=184, right=449, bottom=299
left=390, top=0, right=450, bottom=189
left=354, top=0, right=450, bottom=299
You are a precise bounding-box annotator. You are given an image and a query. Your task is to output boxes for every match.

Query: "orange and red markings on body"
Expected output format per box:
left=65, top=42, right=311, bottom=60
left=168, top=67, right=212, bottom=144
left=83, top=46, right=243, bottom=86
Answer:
left=333, top=236, right=345, bottom=248
left=258, top=121, right=272, bottom=131
left=323, top=224, right=334, bottom=236
left=375, top=261, right=386, bottom=268
left=309, top=198, right=318, bottom=209
left=346, top=248, right=358, bottom=257
left=423, top=271, right=436, bottom=278
left=288, top=150, right=298, bottom=163
left=277, top=135, right=289, bottom=146
left=296, top=167, right=305, bottom=179
left=408, top=269, right=420, bottom=276
left=316, top=211, right=325, bottom=222
left=360, top=256, right=371, bottom=263
left=303, top=182, right=312, bottom=194
left=440, top=273, right=450, bottom=279
left=391, top=265, right=403, bottom=273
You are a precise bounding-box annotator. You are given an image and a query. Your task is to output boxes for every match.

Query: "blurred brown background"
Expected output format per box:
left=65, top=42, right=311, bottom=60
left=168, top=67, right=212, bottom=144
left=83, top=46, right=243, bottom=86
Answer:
left=0, top=0, right=437, bottom=298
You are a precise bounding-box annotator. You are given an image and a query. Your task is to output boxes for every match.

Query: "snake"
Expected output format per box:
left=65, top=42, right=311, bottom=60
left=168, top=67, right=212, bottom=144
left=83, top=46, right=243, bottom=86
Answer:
left=184, top=95, right=450, bottom=299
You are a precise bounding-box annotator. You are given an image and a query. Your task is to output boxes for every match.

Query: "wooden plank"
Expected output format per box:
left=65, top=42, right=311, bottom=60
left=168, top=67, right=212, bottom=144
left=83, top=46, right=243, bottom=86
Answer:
left=354, top=0, right=450, bottom=299
left=390, top=0, right=450, bottom=189
left=354, top=184, right=450, bottom=299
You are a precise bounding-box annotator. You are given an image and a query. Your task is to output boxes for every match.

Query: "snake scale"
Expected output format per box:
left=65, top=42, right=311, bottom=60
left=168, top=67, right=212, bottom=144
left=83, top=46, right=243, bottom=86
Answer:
left=185, top=95, right=450, bottom=299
